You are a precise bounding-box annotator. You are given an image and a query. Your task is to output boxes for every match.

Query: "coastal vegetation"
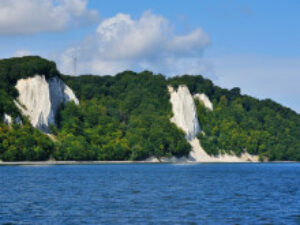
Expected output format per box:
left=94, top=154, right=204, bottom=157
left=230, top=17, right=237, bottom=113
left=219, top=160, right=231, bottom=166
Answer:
left=54, top=71, right=190, bottom=161
left=0, top=56, right=59, bottom=117
left=0, top=56, right=299, bottom=161
left=169, top=75, right=300, bottom=161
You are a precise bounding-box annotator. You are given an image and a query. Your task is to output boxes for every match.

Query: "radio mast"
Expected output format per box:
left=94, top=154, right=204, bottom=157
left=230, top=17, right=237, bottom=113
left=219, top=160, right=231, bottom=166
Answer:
left=73, top=56, right=77, bottom=76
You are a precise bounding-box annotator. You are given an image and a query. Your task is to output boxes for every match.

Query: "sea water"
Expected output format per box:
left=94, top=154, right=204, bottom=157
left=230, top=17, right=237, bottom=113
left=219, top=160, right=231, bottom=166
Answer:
left=0, top=163, right=299, bottom=224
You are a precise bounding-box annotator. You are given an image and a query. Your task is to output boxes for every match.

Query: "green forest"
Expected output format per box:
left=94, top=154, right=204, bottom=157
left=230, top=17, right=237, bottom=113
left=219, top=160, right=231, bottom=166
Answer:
left=169, top=76, right=300, bottom=161
left=0, top=56, right=299, bottom=161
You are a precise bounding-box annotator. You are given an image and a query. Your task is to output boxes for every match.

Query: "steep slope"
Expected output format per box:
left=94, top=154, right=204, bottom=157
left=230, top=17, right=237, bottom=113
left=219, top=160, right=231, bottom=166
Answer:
left=56, top=71, right=190, bottom=161
left=169, top=75, right=300, bottom=161
left=15, top=75, right=79, bottom=132
left=0, top=57, right=74, bottom=161
left=0, top=56, right=60, bottom=119
left=168, top=85, right=200, bottom=141
left=167, top=84, right=258, bottom=162
left=193, top=93, right=213, bottom=111
left=1, top=56, right=299, bottom=162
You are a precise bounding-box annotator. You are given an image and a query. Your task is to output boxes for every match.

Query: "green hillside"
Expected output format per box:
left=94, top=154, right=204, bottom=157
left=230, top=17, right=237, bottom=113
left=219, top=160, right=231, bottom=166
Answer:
left=0, top=57, right=299, bottom=161
left=0, top=56, right=59, bottom=118
left=169, top=76, right=300, bottom=160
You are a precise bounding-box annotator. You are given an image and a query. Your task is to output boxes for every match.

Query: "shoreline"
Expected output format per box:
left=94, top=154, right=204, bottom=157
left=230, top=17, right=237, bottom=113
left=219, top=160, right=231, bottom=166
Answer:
left=0, top=160, right=298, bottom=166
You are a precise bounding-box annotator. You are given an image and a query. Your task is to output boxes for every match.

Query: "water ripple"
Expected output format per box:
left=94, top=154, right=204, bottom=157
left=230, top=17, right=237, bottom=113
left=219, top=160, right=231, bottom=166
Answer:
left=0, top=163, right=299, bottom=224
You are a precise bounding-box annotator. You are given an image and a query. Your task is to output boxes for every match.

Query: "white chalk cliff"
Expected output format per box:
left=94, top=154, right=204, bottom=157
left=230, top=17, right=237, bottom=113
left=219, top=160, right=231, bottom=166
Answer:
left=15, top=75, right=79, bottom=132
left=167, top=84, right=258, bottom=162
left=168, top=85, right=200, bottom=141
left=194, top=93, right=213, bottom=111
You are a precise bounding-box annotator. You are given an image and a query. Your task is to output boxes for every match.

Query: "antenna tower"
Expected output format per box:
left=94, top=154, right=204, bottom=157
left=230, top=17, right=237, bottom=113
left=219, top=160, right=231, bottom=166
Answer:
left=73, top=56, right=77, bottom=76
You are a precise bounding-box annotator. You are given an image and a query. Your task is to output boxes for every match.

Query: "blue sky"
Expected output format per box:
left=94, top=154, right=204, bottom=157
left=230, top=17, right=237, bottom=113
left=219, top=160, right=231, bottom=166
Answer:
left=0, top=0, right=299, bottom=112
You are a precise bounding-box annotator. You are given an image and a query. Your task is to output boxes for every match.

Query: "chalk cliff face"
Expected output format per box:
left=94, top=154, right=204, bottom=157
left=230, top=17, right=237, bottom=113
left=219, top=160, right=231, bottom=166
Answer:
left=168, top=85, right=200, bottom=141
left=168, top=85, right=205, bottom=161
left=194, top=93, right=213, bottom=111
left=168, top=84, right=258, bottom=162
left=15, top=75, right=79, bottom=132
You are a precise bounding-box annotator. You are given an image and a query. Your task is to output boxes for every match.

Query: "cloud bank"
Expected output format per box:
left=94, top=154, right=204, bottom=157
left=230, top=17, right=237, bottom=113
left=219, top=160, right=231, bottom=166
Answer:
left=0, top=0, right=98, bottom=35
left=59, top=11, right=211, bottom=76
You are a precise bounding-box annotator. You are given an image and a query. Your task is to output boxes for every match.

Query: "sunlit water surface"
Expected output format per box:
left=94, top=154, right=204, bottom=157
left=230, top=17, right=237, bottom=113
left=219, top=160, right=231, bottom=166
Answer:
left=0, top=163, right=299, bottom=225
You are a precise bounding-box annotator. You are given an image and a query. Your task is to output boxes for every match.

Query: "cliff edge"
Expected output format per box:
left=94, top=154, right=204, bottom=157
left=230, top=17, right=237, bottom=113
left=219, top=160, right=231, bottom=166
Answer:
left=15, top=75, right=79, bottom=132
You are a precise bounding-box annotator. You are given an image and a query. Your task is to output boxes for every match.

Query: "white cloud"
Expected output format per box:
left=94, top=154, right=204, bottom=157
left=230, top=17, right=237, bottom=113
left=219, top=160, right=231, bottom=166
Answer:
left=0, top=0, right=98, bottom=35
left=58, top=11, right=211, bottom=76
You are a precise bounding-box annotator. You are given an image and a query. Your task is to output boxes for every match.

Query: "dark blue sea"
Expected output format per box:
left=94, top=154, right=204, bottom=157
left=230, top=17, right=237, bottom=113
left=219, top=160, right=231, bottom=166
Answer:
left=0, top=163, right=299, bottom=225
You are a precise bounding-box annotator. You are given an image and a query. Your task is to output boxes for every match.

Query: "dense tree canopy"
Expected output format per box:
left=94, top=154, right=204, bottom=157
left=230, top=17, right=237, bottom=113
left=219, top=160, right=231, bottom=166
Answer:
left=58, top=71, right=190, bottom=161
left=0, top=57, right=299, bottom=161
left=0, top=122, right=54, bottom=161
left=168, top=75, right=300, bottom=161
left=0, top=56, right=60, bottom=117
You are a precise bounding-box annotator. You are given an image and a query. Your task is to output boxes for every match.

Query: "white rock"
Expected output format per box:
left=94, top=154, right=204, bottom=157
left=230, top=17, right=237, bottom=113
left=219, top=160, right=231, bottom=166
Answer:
left=3, top=114, right=12, bottom=125
left=194, top=93, right=213, bottom=111
left=168, top=85, right=200, bottom=141
left=48, top=76, right=79, bottom=106
left=15, top=75, right=79, bottom=132
left=167, top=84, right=258, bottom=163
left=187, top=138, right=258, bottom=162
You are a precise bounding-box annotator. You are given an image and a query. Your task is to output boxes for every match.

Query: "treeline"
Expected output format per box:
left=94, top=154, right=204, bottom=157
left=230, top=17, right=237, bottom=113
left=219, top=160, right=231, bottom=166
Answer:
left=168, top=75, right=300, bottom=161
left=0, top=56, right=59, bottom=117
left=0, top=67, right=190, bottom=161
left=0, top=56, right=61, bottom=161
left=55, top=71, right=190, bottom=160
left=0, top=122, right=54, bottom=161
left=0, top=57, right=299, bottom=161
